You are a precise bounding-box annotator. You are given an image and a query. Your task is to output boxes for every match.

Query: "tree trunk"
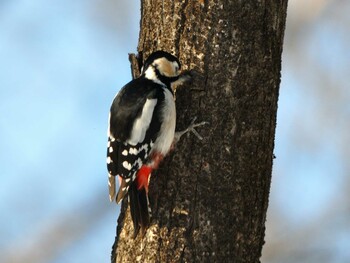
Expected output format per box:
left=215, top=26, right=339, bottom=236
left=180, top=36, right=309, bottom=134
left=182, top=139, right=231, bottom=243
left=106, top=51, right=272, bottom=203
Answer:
left=111, top=1, right=288, bottom=262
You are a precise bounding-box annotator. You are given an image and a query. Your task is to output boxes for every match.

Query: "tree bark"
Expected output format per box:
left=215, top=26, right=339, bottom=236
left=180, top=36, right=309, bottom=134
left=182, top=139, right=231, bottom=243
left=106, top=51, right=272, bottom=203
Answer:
left=111, top=1, right=288, bottom=262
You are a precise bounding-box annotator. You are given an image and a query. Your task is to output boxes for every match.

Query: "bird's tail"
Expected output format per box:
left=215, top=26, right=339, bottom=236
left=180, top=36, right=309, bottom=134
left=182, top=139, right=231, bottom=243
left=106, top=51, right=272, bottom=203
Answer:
left=116, top=176, right=131, bottom=204
left=129, top=165, right=152, bottom=237
left=129, top=181, right=151, bottom=238
left=108, top=173, right=116, bottom=202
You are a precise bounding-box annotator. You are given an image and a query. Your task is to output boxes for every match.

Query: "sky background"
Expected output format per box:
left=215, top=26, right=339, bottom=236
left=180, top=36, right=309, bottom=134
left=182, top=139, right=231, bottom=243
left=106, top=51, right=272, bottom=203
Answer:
left=1, top=1, right=349, bottom=262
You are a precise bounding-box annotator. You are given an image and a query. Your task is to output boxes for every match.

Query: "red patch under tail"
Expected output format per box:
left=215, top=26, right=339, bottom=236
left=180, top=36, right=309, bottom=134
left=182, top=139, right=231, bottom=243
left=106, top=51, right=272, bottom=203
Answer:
left=136, top=165, right=153, bottom=193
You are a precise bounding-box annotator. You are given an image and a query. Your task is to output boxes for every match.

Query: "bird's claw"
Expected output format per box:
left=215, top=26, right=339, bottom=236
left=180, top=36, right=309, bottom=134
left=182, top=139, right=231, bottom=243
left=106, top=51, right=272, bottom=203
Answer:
left=175, top=117, right=209, bottom=142
left=186, top=117, right=209, bottom=140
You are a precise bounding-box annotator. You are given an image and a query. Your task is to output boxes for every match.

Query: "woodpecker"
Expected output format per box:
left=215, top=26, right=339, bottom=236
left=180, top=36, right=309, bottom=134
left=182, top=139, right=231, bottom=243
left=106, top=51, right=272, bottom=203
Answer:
left=107, top=50, right=206, bottom=237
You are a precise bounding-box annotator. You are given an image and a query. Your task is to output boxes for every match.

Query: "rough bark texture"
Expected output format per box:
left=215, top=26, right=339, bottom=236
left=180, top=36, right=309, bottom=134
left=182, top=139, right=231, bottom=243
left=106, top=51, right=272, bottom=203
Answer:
left=112, top=1, right=288, bottom=262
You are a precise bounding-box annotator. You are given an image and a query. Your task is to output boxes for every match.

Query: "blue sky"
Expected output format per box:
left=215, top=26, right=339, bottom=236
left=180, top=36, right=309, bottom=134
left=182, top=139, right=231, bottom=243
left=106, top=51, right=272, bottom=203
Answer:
left=0, top=1, right=138, bottom=262
left=1, top=1, right=349, bottom=262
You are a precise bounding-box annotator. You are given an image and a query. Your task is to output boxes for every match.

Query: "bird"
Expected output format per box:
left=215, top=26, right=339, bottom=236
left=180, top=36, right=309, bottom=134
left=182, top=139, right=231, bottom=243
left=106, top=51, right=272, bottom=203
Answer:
left=106, top=50, right=206, bottom=237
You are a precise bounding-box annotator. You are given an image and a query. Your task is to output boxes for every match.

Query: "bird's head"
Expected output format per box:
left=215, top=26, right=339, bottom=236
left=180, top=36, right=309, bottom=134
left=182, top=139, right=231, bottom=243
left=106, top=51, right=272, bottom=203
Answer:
left=142, top=51, right=185, bottom=86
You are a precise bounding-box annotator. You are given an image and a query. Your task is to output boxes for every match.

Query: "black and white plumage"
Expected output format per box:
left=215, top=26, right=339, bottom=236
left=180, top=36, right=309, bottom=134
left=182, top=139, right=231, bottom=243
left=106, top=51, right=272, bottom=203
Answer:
left=107, top=51, right=192, bottom=236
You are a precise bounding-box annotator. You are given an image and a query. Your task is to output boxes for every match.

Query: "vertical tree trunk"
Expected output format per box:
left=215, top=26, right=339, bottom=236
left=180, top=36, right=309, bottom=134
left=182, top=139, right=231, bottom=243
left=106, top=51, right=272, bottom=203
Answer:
left=112, top=1, right=288, bottom=262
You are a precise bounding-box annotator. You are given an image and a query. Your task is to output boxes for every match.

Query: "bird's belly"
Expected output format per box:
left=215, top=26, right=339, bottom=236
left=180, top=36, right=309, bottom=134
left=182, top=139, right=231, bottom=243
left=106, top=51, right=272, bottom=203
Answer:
left=152, top=88, right=176, bottom=155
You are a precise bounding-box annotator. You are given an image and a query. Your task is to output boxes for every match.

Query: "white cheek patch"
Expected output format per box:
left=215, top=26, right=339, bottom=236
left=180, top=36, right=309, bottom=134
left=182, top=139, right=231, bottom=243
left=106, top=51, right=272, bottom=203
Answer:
left=144, top=67, right=162, bottom=84
left=127, top=98, right=158, bottom=145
